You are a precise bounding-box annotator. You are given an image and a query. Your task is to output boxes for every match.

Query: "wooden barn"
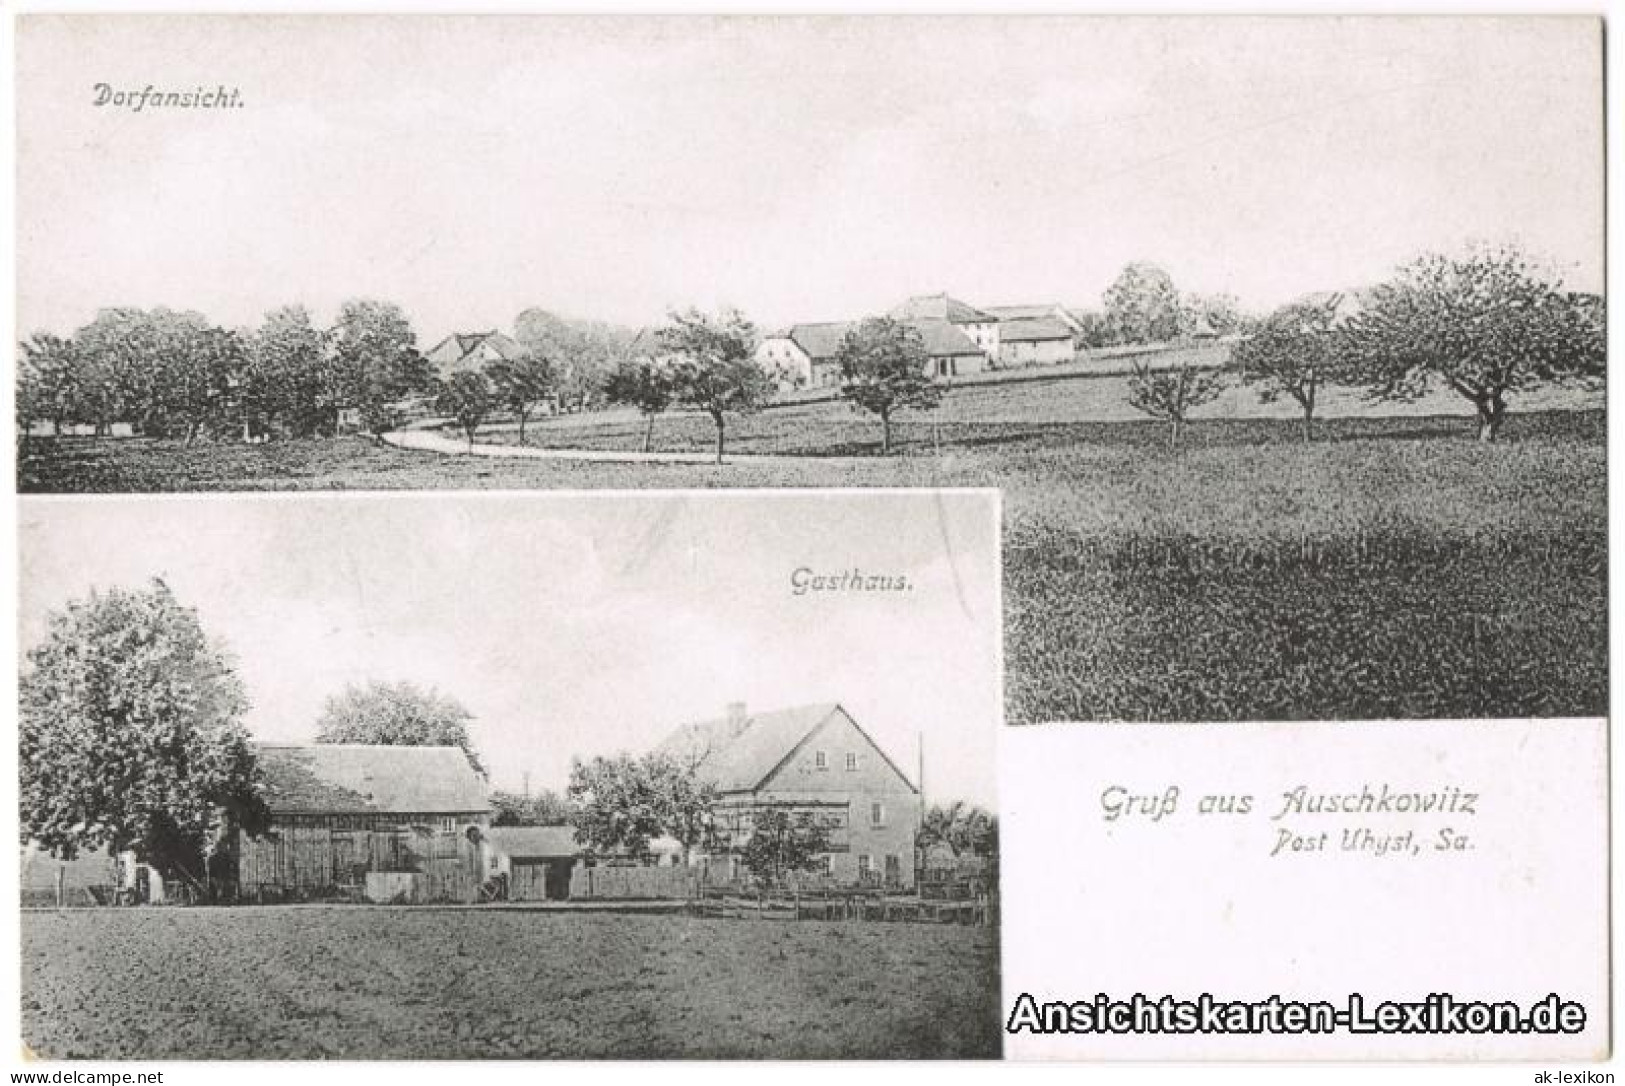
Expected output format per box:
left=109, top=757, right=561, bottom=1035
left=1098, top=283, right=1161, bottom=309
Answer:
left=482, top=825, right=581, bottom=902
left=237, top=743, right=491, bottom=903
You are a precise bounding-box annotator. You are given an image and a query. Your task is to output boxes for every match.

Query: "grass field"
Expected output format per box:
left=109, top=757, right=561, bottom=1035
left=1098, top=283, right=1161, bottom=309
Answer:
left=19, top=399, right=1607, bottom=723
left=21, top=908, right=1001, bottom=1059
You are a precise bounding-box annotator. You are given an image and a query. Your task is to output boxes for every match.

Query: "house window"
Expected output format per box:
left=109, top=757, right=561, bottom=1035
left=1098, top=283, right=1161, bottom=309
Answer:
left=814, top=751, right=828, bottom=771
left=441, top=816, right=456, bottom=832
left=857, top=854, right=872, bottom=880
left=871, top=802, right=885, bottom=827
left=845, top=752, right=857, bottom=772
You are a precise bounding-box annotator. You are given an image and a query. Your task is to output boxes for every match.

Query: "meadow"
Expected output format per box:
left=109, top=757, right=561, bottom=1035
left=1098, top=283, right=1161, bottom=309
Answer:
left=21, top=908, right=1001, bottom=1059
left=19, top=379, right=1608, bottom=723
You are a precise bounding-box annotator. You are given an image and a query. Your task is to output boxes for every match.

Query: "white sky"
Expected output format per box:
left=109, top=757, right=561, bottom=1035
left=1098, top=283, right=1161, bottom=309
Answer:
left=15, top=15, right=1603, bottom=343
left=19, top=492, right=1002, bottom=806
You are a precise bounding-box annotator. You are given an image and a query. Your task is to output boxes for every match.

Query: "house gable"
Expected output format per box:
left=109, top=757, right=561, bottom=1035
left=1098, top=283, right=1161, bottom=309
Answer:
left=754, top=704, right=917, bottom=800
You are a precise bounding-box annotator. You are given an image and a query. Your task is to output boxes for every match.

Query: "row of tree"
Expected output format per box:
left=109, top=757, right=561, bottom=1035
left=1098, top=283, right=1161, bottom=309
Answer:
left=1131, top=245, right=1604, bottom=445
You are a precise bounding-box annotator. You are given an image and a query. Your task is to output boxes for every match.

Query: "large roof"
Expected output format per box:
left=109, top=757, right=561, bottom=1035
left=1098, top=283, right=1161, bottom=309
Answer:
left=654, top=703, right=844, bottom=793
left=785, top=322, right=856, bottom=362
left=889, top=294, right=996, bottom=325
left=997, top=317, right=1074, bottom=343
left=485, top=825, right=580, bottom=860
left=253, top=743, right=490, bottom=816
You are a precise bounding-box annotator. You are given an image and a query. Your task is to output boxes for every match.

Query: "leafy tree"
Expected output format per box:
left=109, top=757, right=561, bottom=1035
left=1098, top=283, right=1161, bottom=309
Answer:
left=1343, top=246, right=1606, bottom=442
left=835, top=317, right=945, bottom=455
left=20, top=581, right=267, bottom=892
left=436, top=370, right=495, bottom=451
left=1103, top=262, right=1182, bottom=345
left=315, top=679, right=484, bottom=775
left=485, top=352, right=555, bottom=444
left=918, top=800, right=998, bottom=858
left=245, top=305, right=333, bottom=438
left=514, top=308, right=623, bottom=412
left=149, top=317, right=244, bottom=443
left=490, top=788, right=575, bottom=827
left=330, top=299, right=434, bottom=433
left=1127, top=354, right=1225, bottom=447
left=1181, top=292, right=1243, bottom=337
left=644, top=753, right=718, bottom=864
left=18, top=333, right=85, bottom=436
left=1229, top=297, right=1347, bottom=442
left=660, top=307, right=772, bottom=464
left=567, top=753, right=668, bottom=860
left=603, top=357, right=678, bottom=453
left=738, top=809, right=832, bottom=888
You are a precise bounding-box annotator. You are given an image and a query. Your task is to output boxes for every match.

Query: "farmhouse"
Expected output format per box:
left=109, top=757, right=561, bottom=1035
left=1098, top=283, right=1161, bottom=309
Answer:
left=992, top=316, right=1076, bottom=366
left=237, top=743, right=491, bottom=903
left=656, top=702, right=921, bottom=889
left=755, top=319, right=988, bottom=388
left=483, top=825, right=581, bottom=902
left=889, top=294, right=1001, bottom=364
left=423, top=331, right=526, bottom=380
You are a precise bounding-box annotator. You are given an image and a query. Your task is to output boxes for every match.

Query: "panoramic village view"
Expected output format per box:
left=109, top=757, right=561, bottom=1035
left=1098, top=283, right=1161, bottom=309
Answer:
left=19, top=494, right=1002, bottom=1058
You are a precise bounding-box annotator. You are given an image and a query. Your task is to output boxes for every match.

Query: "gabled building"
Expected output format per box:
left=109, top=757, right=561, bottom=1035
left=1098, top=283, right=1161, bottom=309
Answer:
left=237, top=743, right=491, bottom=903
left=423, top=331, right=526, bottom=380
left=889, top=294, right=1001, bottom=364
left=654, top=702, right=921, bottom=888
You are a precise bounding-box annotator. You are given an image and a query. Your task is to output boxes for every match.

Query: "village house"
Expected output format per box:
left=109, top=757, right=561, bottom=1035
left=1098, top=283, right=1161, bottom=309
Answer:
left=655, top=702, right=921, bottom=889
left=237, top=743, right=491, bottom=904
left=423, top=330, right=527, bottom=380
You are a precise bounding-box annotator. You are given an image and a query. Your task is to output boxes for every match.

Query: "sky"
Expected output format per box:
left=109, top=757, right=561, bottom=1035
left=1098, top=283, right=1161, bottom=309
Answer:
left=15, top=15, right=1604, bottom=345
left=18, top=492, right=1002, bottom=806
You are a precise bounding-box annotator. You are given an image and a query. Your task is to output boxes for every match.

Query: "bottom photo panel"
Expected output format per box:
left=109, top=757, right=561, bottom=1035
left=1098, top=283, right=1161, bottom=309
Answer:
left=18, top=489, right=1003, bottom=1060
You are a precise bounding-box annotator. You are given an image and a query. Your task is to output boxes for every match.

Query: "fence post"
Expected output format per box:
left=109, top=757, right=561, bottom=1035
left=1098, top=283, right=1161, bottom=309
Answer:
left=55, top=867, right=64, bottom=908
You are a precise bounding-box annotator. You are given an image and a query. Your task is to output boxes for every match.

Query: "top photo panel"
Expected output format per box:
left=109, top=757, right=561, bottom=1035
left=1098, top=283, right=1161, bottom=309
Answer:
left=15, top=15, right=1606, bottom=724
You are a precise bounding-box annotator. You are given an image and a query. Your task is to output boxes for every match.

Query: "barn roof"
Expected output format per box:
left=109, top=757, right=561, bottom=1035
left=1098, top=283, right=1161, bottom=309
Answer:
left=485, top=825, right=580, bottom=860
left=252, top=743, right=490, bottom=815
left=780, top=319, right=983, bottom=363
left=654, top=703, right=844, bottom=793
left=424, top=331, right=526, bottom=370
left=996, top=316, right=1074, bottom=343
left=786, top=322, right=855, bottom=361
left=889, top=294, right=995, bottom=324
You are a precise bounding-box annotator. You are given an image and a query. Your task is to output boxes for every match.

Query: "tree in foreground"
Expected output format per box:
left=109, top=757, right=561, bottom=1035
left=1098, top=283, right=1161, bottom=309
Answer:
left=660, top=307, right=773, bottom=464
left=566, top=752, right=716, bottom=862
left=485, top=352, right=555, bottom=444
left=1127, top=354, right=1226, bottom=447
left=603, top=356, right=678, bottom=452
left=330, top=299, right=434, bottom=433
left=738, top=809, right=833, bottom=888
left=435, top=370, right=495, bottom=451
left=315, top=679, right=485, bottom=775
left=18, top=333, right=84, bottom=437
left=1229, top=296, right=1347, bottom=442
left=1103, top=261, right=1183, bottom=345
left=835, top=317, right=944, bottom=455
left=20, top=581, right=266, bottom=893
left=1342, top=246, right=1605, bottom=442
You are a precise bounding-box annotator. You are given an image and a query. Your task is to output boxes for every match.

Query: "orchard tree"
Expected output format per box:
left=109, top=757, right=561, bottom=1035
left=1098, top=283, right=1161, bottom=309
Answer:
left=660, top=307, right=773, bottom=464
left=1343, top=246, right=1606, bottom=442
left=918, top=800, right=998, bottom=859
left=435, top=370, right=495, bottom=451
left=1103, top=262, right=1182, bottom=345
left=1229, top=296, right=1347, bottom=442
left=835, top=317, right=944, bottom=455
left=485, top=352, right=555, bottom=444
left=1127, top=354, right=1226, bottom=447
left=738, top=809, right=832, bottom=888
left=644, top=753, right=718, bottom=864
left=20, top=581, right=267, bottom=892
left=490, top=788, right=576, bottom=827
left=603, top=356, right=678, bottom=453
left=315, top=679, right=485, bottom=775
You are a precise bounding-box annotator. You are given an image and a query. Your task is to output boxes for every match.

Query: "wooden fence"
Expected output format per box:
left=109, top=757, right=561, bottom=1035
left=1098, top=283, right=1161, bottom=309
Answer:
left=689, top=886, right=995, bottom=927
left=570, top=864, right=699, bottom=900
